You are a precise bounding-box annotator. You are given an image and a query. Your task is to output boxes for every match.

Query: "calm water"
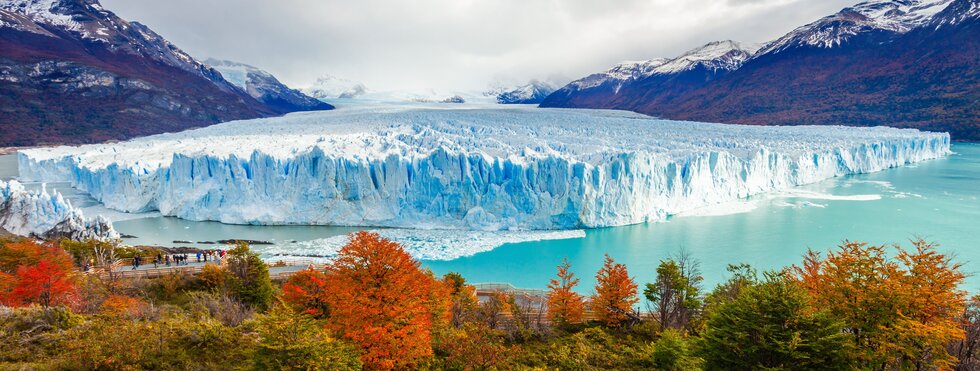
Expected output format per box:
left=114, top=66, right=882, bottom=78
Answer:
left=3, top=144, right=979, bottom=291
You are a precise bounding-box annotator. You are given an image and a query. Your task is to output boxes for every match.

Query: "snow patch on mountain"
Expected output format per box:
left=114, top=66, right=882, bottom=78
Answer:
left=1, top=178, right=118, bottom=240
left=205, top=59, right=331, bottom=112
left=569, top=58, right=668, bottom=92
left=651, top=40, right=761, bottom=75
left=0, top=0, right=83, bottom=36
left=929, top=0, right=980, bottom=27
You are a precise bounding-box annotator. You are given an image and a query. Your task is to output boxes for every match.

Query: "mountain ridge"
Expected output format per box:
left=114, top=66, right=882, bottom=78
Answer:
left=0, top=0, right=329, bottom=147
left=541, top=0, right=980, bottom=140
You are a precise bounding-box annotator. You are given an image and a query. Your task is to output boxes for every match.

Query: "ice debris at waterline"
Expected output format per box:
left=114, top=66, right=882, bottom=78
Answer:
left=0, top=179, right=118, bottom=241
left=264, top=229, right=587, bottom=261
left=18, top=104, right=950, bottom=230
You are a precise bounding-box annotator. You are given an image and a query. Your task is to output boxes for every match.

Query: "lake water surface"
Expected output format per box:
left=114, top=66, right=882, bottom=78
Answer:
left=3, top=144, right=979, bottom=292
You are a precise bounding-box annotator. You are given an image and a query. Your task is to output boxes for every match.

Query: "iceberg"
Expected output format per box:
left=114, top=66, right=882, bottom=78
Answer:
left=18, top=104, right=950, bottom=230
left=0, top=179, right=119, bottom=240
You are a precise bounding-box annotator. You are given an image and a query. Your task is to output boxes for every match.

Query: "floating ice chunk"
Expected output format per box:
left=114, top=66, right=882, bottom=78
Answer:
left=261, top=228, right=587, bottom=261
left=0, top=179, right=118, bottom=240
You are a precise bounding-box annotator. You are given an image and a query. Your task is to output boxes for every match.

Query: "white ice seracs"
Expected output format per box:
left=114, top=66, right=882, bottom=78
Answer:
left=0, top=178, right=118, bottom=240
left=18, top=104, right=950, bottom=231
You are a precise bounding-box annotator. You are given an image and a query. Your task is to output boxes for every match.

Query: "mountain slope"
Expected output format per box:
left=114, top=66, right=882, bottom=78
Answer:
left=486, top=80, right=557, bottom=104
left=0, top=0, right=274, bottom=146
left=539, top=59, right=667, bottom=108
left=642, top=0, right=979, bottom=139
left=541, top=41, right=759, bottom=109
left=543, top=0, right=980, bottom=140
left=206, top=59, right=332, bottom=114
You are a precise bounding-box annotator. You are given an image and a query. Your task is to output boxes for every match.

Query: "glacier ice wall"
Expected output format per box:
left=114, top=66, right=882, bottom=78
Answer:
left=17, top=104, right=951, bottom=230
left=0, top=179, right=119, bottom=240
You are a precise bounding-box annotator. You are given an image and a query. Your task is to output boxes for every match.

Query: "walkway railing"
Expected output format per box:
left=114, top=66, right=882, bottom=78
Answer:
left=473, top=282, right=548, bottom=297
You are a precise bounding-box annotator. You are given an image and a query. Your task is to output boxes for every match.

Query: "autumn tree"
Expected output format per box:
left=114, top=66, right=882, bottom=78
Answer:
left=700, top=272, right=855, bottom=369
left=592, top=254, right=638, bottom=327
left=477, top=291, right=511, bottom=330
left=644, top=254, right=703, bottom=331
left=425, top=270, right=453, bottom=336
left=434, top=322, right=511, bottom=370
left=793, top=239, right=967, bottom=369
left=0, top=239, right=74, bottom=273
left=281, top=267, right=330, bottom=318
left=10, top=260, right=77, bottom=308
left=547, top=258, right=585, bottom=327
left=323, top=231, right=450, bottom=370
left=99, top=295, right=143, bottom=317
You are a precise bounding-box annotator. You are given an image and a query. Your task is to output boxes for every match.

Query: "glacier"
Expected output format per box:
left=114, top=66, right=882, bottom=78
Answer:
left=17, top=103, right=950, bottom=231
left=0, top=179, right=118, bottom=240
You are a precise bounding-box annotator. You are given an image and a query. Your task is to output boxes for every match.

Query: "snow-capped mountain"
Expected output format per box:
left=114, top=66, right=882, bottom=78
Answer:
left=652, top=40, right=761, bottom=74
left=486, top=80, right=557, bottom=104
left=566, top=59, right=667, bottom=93
left=0, top=0, right=238, bottom=91
left=303, top=75, right=369, bottom=100
left=542, top=0, right=980, bottom=140
left=541, top=41, right=758, bottom=108
left=206, top=59, right=332, bottom=113
left=0, top=0, right=327, bottom=147
left=757, top=0, right=954, bottom=55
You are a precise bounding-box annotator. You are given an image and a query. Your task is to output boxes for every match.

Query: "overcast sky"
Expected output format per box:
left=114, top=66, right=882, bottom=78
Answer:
left=101, top=0, right=856, bottom=92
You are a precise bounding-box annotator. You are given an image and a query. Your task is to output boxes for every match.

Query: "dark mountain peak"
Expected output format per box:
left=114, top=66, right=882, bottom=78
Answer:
left=0, top=0, right=304, bottom=146
left=757, top=0, right=954, bottom=55
left=205, top=58, right=333, bottom=113
left=541, top=0, right=979, bottom=140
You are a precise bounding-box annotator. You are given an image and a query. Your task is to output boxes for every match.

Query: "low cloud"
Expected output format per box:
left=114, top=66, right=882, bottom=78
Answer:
left=102, top=0, right=856, bottom=91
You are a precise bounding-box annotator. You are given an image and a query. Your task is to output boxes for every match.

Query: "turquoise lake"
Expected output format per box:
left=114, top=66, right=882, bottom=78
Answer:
left=426, top=143, right=980, bottom=291
left=3, top=143, right=979, bottom=292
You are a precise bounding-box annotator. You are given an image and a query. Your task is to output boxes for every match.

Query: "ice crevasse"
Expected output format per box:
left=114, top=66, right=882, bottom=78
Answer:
left=17, top=104, right=951, bottom=230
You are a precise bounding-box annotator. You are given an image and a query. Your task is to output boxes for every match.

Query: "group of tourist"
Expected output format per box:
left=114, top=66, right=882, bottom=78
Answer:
left=129, top=249, right=227, bottom=270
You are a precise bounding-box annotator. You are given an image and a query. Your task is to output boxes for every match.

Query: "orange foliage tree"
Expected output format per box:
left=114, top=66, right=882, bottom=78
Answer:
left=281, top=267, right=330, bottom=318
left=793, top=239, right=966, bottom=369
left=100, top=294, right=143, bottom=317
left=0, top=239, right=74, bottom=273
left=591, top=254, right=638, bottom=327
left=0, top=239, right=77, bottom=308
left=10, top=260, right=77, bottom=308
left=322, top=231, right=450, bottom=370
left=547, top=258, right=585, bottom=326
left=0, top=271, right=14, bottom=305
